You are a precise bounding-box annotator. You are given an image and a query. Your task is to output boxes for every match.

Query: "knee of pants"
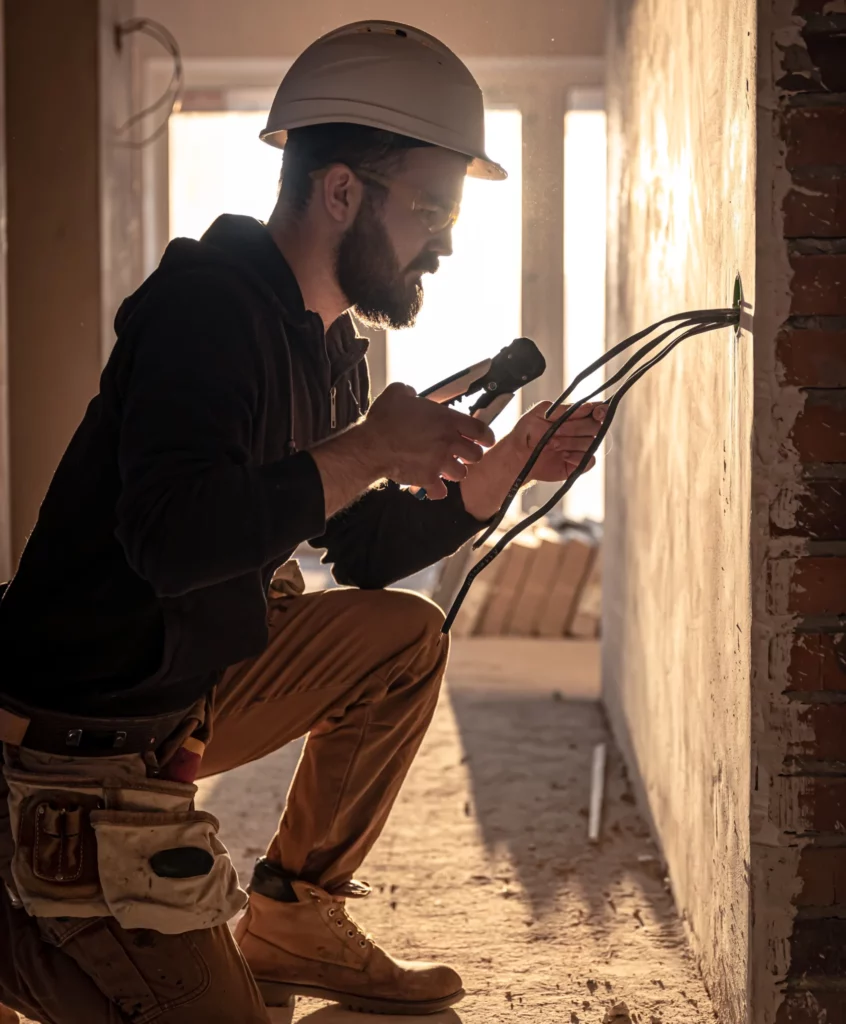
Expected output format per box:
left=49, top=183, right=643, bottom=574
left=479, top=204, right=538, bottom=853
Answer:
left=357, top=589, right=449, bottom=672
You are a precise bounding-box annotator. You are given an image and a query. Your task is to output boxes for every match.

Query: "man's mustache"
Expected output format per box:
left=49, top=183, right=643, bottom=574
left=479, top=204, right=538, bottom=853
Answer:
left=406, top=253, right=440, bottom=275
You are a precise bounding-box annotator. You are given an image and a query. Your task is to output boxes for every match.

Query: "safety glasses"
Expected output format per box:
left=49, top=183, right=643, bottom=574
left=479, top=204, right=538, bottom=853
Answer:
left=354, top=169, right=460, bottom=235
left=310, top=167, right=461, bottom=234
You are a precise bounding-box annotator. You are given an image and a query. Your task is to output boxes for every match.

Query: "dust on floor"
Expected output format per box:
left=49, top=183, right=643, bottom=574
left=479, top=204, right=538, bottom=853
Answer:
left=194, top=639, right=717, bottom=1024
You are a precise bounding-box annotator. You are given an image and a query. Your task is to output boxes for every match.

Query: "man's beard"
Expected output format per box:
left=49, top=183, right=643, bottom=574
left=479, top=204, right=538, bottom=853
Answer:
left=335, top=197, right=437, bottom=330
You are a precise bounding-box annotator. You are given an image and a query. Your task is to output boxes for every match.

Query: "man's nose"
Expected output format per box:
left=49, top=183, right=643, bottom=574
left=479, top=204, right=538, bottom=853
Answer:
left=429, top=225, right=454, bottom=258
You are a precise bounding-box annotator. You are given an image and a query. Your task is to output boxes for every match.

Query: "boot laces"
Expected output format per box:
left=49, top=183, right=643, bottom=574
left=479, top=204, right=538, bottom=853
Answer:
left=308, top=889, right=373, bottom=949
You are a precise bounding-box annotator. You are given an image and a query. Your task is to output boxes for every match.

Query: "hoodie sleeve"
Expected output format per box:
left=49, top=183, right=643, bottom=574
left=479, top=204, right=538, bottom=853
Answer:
left=312, top=479, right=485, bottom=590
left=115, top=274, right=326, bottom=597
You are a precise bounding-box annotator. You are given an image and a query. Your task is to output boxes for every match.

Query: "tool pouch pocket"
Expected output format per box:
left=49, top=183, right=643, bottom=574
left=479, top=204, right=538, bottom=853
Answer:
left=18, top=791, right=103, bottom=896
left=5, top=770, right=110, bottom=917
left=4, top=764, right=246, bottom=930
left=91, top=807, right=246, bottom=934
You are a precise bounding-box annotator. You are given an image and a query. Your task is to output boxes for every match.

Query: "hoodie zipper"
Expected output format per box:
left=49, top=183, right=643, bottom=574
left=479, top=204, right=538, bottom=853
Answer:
left=330, top=386, right=337, bottom=429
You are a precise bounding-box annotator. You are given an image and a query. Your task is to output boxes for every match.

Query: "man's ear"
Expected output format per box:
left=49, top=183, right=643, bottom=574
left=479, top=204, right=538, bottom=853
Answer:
left=319, top=164, right=364, bottom=229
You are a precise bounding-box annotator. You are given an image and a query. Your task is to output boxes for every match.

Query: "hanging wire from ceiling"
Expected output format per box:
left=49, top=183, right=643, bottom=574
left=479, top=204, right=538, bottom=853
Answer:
left=113, top=18, right=183, bottom=149
left=441, top=306, right=742, bottom=634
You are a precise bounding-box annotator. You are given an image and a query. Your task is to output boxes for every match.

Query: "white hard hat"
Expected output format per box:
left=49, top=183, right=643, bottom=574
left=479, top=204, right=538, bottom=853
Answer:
left=261, top=21, right=506, bottom=181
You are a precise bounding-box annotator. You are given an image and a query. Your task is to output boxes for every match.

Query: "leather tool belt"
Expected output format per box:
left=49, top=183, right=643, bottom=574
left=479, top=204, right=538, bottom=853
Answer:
left=0, top=694, right=189, bottom=757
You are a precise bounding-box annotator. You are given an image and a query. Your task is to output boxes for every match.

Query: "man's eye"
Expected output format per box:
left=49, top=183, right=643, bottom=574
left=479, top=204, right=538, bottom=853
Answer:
left=418, top=205, right=444, bottom=226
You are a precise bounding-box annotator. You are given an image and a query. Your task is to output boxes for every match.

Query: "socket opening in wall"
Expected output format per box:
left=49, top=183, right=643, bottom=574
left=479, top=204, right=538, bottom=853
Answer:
left=732, top=272, right=743, bottom=337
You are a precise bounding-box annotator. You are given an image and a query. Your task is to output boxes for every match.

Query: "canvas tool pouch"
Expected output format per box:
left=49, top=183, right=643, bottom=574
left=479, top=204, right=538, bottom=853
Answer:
left=268, top=558, right=306, bottom=599
left=4, top=748, right=246, bottom=932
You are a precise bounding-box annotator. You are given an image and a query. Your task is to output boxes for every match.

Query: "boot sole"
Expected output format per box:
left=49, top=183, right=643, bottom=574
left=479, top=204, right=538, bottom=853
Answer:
left=258, top=979, right=465, bottom=1016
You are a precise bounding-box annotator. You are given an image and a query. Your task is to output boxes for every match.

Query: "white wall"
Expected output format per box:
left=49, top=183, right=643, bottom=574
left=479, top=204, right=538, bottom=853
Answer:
left=603, top=2, right=756, bottom=1021
left=134, top=0, right=605, bottom=58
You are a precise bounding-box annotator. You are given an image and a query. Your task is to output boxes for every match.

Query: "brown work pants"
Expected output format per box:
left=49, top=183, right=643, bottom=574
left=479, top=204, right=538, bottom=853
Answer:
left=0, top=587, right=449, bottom=1023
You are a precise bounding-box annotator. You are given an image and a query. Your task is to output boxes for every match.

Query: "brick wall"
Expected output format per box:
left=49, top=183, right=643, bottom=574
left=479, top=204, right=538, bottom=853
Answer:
left=773, top=2, right=846, bottom=1019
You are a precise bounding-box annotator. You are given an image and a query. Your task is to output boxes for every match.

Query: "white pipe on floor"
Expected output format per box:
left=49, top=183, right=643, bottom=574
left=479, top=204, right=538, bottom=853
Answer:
left=588, top=742, right=607, bottom=843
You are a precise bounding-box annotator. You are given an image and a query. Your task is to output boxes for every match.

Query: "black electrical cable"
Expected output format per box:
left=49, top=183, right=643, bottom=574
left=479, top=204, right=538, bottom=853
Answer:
left=444, top=316, right=732, bottom=631
left=441, top=308, right=741, bottom=634
left=114, top=19, right=184, bottom=150
left=475, top=309, right=739, bottom=547
left=547, top=307, right=737, bottom=419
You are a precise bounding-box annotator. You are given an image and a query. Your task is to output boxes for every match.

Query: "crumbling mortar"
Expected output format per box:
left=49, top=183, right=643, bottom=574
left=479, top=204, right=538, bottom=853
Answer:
left=753, top=3, right=820, bottom=1018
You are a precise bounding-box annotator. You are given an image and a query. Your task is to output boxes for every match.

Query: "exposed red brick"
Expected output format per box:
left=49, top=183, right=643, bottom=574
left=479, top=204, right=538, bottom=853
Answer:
left=777, top=990, right=846, bottom=1024
left=782, top=108, right=846, bottom=170
left=772, top=480, right=846, bottom=539
left=795, top=846, right=846, bottom=907
left=789, top=400, right=846, bottom=462
left=777, top=328, right=846, bottom=387
left=784, top=179, right=846, bottom=238
left=789, top=917, right=846, bottom=975
left=791, top=704, right=846, bottom=759
left=804, top=35, right=846, bottom=94
left=773, top=2, right=846, bottom=1004
left=798, top=777, right=846, bottom=831
left=790, top=255, right=846, bottom=317
left=785, top=634, right=846, bottom=692
left=788, top=557, right=846, bottom=616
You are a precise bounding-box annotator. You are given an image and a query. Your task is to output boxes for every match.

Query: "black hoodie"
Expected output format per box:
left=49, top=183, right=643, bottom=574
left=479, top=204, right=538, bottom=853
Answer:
left=0, top=216, right=483, bottom=716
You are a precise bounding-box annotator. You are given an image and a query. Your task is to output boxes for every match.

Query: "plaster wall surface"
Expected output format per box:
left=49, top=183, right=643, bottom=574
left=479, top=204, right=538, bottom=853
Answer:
left=133, top=0, right=605, bottom=59
left=603, top=2, right=756, bottom=1021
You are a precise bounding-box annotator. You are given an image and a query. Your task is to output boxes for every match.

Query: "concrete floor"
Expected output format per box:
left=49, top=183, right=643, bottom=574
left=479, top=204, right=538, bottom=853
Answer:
left=195, top=637, right=717, bottom=1024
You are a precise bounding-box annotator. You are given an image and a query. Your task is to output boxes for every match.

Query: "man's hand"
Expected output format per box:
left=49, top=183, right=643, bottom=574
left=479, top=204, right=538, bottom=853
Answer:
left=309, top=383, right=496, bottom=518
left=459, top=401, right=607, bottom=522
left=361, top=383, right=496, bottom=497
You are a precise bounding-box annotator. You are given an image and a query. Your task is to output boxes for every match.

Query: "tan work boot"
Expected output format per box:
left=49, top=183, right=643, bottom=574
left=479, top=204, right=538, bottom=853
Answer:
left=235, top=882, right=464, bottom=1015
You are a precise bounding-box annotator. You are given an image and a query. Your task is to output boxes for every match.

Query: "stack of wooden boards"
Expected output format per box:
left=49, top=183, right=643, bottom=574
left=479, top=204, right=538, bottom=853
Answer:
left=433, top=523, right=602, bottom=639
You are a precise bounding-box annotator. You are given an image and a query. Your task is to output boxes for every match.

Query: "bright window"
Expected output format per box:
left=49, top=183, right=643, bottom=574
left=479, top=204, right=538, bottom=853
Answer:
left=563, top=106, right=607, bottom=521
left=169, top=111, right=280, bottom=240
left=386, top=109, right=523, bottom=438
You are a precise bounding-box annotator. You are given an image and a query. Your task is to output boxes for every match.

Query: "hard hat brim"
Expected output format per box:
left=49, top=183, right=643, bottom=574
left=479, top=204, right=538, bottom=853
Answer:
left=260, top=121, right=507, bottom=182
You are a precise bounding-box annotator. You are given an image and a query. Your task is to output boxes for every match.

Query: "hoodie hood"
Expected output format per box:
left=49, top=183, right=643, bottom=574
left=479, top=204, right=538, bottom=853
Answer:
left=114, top=214, right=368, bottom=380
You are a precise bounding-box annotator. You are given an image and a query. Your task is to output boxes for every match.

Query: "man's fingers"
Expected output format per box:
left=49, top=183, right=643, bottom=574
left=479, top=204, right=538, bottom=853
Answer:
left=449, top=437, right=486, bottom=465
left=446, top=408, right=496, bottom=448
left=531, top=401, right=607, bottom=422
left=424, top=478, right=449, bottom=499
left=540, top=402, right=594, bottom=420
left=564, top=454, right=597, bottom=472
left=440, top=457, right=469, bottom=483
left=532, top=451, right=597, bottom=481
left=526, top=422, right=600, bottom=450
left=547, top=419, right=603, bottom=438
left=550, top=436, right=595, bottom=453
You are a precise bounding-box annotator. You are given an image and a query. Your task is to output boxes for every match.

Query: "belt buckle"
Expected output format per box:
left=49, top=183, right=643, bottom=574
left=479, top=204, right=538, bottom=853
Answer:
left=65, top=728, right=129, bottom=752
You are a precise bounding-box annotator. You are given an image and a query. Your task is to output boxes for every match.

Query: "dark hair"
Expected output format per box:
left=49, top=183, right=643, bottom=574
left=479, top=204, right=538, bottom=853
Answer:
left=278, top=122, right=432, bottom=212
